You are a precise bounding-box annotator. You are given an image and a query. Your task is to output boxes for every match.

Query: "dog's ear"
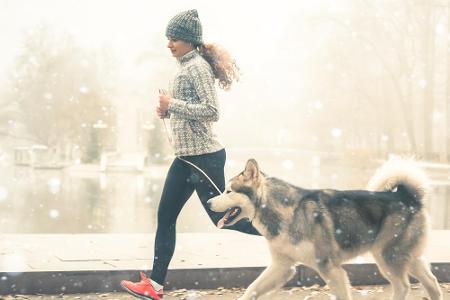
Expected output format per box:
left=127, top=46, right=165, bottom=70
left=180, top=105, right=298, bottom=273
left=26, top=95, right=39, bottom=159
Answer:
left=244, top=159, right=259, bottom=180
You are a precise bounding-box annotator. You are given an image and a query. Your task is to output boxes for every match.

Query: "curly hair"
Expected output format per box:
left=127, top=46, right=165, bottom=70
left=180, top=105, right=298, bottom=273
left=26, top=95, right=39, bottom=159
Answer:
left=197, top=43, right=240, bottom=90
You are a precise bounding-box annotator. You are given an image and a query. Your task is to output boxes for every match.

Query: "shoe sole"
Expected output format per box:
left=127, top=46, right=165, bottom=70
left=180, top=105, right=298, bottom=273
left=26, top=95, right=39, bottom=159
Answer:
left=120, top=282, right=161, bottom=300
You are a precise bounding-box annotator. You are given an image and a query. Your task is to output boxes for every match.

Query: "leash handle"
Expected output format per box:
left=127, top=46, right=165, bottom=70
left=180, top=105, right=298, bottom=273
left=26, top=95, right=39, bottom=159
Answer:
left=158, top=88, right=223, bottom=196
left=159, top=89, right=172, bottom=145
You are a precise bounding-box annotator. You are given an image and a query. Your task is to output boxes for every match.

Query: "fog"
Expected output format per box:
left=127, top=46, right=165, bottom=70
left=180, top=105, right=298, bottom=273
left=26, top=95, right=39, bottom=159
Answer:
left=1, top=0, right=450, bottom=165
left=0, top=0, right=450, bottom=236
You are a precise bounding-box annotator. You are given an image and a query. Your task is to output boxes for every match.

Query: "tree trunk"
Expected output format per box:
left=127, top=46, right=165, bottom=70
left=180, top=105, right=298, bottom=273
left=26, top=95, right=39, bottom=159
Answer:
left=446, top=3, right=450, bottom=162
left=423, top=0, right=435, bottom=160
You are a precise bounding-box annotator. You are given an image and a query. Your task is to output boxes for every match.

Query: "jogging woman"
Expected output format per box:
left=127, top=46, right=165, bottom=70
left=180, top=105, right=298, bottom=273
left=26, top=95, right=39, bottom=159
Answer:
left=120, top=9, right=260, bottom=300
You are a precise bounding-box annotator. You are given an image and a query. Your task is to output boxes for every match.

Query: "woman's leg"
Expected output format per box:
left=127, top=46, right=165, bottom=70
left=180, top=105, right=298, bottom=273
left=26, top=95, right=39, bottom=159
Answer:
left=150, top=158, right=195, bottom=285
left=187, top=149, right=261, bottom=236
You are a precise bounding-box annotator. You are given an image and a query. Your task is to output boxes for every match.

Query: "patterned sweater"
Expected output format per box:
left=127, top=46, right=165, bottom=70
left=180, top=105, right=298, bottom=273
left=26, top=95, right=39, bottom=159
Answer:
left=167, top=50, right=223, bottom=156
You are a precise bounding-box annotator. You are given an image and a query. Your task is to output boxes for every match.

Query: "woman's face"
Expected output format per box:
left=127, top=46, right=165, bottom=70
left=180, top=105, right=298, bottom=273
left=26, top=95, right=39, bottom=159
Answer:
left=167, top=38, right=194, bottom=58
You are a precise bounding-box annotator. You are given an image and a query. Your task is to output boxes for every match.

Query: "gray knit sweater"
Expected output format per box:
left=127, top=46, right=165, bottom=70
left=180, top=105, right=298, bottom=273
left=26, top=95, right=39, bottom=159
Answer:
left=167, top=50, right=223, bottom=156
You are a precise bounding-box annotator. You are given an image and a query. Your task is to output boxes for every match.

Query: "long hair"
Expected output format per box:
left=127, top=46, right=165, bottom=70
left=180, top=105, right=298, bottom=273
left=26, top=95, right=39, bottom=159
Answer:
left=197, top=43, right=240, bottom=90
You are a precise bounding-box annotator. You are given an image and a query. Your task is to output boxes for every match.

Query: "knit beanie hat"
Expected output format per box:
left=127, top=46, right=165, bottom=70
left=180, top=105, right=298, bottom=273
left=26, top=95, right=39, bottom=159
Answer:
left=166, top=9, right=203, bottom=45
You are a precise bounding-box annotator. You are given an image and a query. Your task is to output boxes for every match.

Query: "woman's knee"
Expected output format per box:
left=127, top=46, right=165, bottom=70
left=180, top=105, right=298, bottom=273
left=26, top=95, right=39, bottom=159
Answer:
left=155, top=218, right=176, bottom=237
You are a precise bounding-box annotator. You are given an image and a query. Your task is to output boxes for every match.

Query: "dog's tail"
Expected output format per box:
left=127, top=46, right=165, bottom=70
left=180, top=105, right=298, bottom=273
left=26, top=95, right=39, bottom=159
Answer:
left=367, top=156, right=429, bottom=204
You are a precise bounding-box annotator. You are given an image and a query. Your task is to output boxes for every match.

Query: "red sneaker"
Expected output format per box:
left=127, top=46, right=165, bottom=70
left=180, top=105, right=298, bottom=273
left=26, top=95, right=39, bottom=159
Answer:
left=120, top=272, right=163, bottom=300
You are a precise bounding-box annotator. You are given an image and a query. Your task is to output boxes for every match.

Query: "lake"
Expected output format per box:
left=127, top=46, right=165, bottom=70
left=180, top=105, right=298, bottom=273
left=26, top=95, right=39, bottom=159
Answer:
left=0, top=149, right=449, bottom=233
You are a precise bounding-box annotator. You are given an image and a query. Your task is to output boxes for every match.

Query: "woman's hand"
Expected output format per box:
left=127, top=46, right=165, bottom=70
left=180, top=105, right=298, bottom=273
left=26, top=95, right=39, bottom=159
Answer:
left=155, top=93, right=171, bottom=119
left=155, top=106, right=167, bottom=119
left=159, top=94, right=171, bottom=112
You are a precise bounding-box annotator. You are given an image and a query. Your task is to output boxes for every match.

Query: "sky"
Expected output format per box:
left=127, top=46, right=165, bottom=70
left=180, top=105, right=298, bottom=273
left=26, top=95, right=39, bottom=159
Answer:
left=0, top=1, right=312, bottom=95
left=0, top=0, right=347, bottom=86
left=0, top=0, right=322, bottom=79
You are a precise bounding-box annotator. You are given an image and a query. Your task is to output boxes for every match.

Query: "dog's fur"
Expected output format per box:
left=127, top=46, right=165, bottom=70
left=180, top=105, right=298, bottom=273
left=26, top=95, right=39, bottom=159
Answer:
left=207, top=158, right=442, bottom=300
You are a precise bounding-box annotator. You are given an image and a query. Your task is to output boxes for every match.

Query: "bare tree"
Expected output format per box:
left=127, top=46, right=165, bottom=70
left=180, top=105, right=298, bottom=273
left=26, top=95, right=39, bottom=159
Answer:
left=6, top=24, right=117, bottom=162
left=303, top=0, right=447, bottom=160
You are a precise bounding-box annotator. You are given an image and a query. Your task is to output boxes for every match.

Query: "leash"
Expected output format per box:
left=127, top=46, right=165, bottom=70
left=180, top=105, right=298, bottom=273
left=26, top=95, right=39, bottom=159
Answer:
left=159, top=89, right=223, bottom=195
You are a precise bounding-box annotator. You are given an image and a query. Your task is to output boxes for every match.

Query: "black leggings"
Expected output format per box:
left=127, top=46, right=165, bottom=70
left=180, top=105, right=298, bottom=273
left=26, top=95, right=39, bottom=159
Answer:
left=150, top=149, right=260, bottom=284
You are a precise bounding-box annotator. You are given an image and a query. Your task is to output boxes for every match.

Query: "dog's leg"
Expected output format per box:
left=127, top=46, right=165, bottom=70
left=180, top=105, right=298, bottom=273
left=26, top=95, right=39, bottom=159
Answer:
left=373, top=253, right=410, bottom=300
left=409, top=257, right=442, bottom=300
left=317, top=265, right=352, bottom=300
left=237, top=257, right=295, bottom=300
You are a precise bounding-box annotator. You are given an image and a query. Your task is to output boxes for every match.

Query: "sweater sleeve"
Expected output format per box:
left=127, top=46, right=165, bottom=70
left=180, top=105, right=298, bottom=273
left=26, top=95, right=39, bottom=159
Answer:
left=168, top=63, right=219, bottom=122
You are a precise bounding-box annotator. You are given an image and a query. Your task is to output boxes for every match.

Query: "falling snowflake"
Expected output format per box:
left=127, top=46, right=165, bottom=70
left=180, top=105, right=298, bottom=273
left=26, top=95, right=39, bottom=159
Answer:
left=93, top=120, right=108, bottom=129
left=49, top=209, right=59, bottom=219
left=80, top=86, right=89, bottom=94
left=331, top=128, right=342, bottom=138
left=144, top=196, right=152, bottom=203
left=48, top=177, right=61, bottom=194
left=313, top=101, right=323, bottom=110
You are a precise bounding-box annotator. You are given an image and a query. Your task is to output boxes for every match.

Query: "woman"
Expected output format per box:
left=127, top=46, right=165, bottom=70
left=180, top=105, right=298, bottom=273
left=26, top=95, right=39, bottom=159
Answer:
left=120, top=9, right=260, bottom=300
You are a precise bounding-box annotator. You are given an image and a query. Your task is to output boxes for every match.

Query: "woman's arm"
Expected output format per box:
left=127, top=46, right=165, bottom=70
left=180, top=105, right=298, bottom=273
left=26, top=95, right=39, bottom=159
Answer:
left=168, top=63, right=219, bottom=122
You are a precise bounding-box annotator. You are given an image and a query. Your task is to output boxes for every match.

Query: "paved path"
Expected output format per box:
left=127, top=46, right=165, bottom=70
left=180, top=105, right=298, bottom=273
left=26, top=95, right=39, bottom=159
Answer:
left=2, top=284, right=450, bottom=299
left=2, top=231, right=450, bottom=272
left=1, top=231, right=450, bottom=294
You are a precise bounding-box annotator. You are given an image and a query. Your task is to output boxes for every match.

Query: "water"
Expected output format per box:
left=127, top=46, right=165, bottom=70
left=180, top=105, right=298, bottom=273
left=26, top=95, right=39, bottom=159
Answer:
left=0, top=150, right=449, bottom=233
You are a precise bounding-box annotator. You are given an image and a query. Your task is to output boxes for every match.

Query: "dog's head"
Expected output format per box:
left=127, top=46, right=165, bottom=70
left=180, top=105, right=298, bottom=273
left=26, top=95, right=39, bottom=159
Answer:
left=207, top=158, right=264, bottom=228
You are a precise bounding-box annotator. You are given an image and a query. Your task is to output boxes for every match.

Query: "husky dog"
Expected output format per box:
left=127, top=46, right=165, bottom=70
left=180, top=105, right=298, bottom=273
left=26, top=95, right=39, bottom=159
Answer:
left=207, top=158, right=442, bottom=300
